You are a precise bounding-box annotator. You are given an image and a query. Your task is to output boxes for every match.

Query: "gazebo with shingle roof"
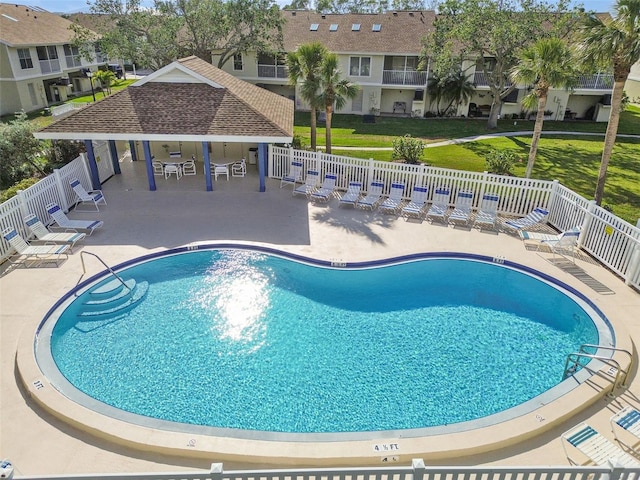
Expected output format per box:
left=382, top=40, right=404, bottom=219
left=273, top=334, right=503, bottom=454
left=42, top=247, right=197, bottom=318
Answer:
left=34, top=56, right=294, bottom=192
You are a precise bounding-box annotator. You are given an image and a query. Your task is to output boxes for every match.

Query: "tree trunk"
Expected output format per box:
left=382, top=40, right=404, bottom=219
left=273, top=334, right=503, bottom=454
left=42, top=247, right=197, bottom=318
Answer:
left=594, top=79, right=625, bottom=205
left=525, top=93, right=547, bottom=178
left=310, top=107, right=317, bottom=150
left=487, top=96, right=502, bottom=129
left=325, top=106, right=333, bottom=154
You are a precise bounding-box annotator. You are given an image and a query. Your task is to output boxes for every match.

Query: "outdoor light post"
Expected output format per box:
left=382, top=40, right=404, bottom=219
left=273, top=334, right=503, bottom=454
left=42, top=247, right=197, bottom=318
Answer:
left=86, top=70, right=96, bottom=102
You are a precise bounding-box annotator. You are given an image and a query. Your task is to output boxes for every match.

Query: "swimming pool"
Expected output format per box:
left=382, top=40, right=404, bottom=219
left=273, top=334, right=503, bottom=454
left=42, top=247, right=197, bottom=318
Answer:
left=36, top=246, right=614, bottom=441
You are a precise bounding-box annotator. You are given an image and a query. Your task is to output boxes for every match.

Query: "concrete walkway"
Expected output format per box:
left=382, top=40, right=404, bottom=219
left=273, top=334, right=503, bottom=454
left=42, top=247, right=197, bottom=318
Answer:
left=1, top=161, right=638, bottom=475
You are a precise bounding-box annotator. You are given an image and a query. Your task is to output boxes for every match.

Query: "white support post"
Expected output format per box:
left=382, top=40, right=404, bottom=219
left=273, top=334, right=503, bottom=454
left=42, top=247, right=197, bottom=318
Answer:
left=16, top=189, right=29, bottom=220
left=53, top=168, right=69, bottom=212
left=367, top=158, right=375, bottom=185
left=210, top=462, right=224, bottom=480
left=412, top=458, right=426, bottom=480
left=577, top=200, right=597, bottom=249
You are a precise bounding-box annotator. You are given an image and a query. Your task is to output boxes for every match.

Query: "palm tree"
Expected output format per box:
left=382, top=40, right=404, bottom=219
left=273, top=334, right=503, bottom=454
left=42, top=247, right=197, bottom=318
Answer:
left=511, top=38, right=578, bottom=178
left=442, top=71, right=475, bottom=116
left=287, top=43, right=328, bottom=151
left=578, top=0, right=640, bottom=204
left=316, top=53, right=359, bottom=154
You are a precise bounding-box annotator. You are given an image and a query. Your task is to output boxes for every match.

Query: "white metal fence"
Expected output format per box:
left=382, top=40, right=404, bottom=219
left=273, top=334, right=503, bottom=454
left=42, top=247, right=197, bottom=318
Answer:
left=269, top=146, right=640, bottom=290
left=6, top=459, right=640, bottom=480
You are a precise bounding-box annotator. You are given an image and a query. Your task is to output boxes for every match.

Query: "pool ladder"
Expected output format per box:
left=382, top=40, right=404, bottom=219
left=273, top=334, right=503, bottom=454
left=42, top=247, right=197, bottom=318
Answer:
left=77, top=251, right=132, bottom=296
left=563, top=344, right=633, bottom=395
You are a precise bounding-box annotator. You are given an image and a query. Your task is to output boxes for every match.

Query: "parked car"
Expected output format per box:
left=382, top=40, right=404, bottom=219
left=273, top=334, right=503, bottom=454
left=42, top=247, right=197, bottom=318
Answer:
left=106, top=63, right=124, bottom=79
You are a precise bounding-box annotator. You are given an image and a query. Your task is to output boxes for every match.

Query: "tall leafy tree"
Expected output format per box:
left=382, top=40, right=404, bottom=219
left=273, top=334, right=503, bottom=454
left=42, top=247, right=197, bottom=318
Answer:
left=77, top=0, right=284, bottom=71
left=510, top=38, right=578, bottom=178
left=316, top=54, right=359, bottom=154
left=315, top=0, right=426, bottom=13
left=578, top=0, right=640, bottom=205
left=428, top=70, right=474, bottom=116
left=287, top=43, right=329, bottom=150
left=424, top=0, right=580, bottom=130
left=0, top=112, right=45, bottom=188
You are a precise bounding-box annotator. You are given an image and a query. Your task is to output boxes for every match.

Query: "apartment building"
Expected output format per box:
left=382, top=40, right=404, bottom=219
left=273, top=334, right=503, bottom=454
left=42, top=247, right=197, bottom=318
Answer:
left=214, top=9, right=615, bottom=122
left=0, top=3, right=107, bottom=116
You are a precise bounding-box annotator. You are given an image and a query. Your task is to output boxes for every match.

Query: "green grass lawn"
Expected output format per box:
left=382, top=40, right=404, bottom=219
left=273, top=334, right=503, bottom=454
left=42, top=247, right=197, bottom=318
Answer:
left=300, top=107, right=640, bottom=224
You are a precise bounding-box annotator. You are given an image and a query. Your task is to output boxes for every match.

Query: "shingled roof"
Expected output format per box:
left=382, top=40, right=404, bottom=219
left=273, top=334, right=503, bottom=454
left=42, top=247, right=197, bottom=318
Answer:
left=34, top=56, right=294, bottom=143
left=0, top=3, right=81, bottom=46
left=281, top=10, right=435, bottom=54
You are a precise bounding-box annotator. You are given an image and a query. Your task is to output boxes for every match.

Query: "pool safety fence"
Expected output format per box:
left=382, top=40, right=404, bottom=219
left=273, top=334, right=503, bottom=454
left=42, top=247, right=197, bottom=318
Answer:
left=0, top=144, right=639, bottom=291
left=5, top=459, right=640, bottom=480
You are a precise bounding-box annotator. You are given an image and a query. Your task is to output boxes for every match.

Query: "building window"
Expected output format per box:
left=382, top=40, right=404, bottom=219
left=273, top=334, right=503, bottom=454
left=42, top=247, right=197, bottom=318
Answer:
left=310, top=23, right=319, bottom=31
left=372, top=24, right=381, bottom=32
left=349, top=56, right=371, bottom=77
left=18, top=48, right=33, bottom=69
left=63, top=44, right=82, bottom=67
left=94, top=44, right=106, bottom=63
left=36, top=45, right=60, bottom=73
left=352, top=23, right=360, bottom=31
left=233, top=53, right=243, bottom=71
left=329, top=24, right=338, bottom=31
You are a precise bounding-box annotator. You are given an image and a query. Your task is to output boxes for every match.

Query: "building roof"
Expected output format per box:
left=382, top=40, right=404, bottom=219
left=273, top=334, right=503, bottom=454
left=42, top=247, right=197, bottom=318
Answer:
left=0, top=3, right=82, bottom=47
left=281, top=10, right=436, bottom=54
left=34, top=56, right=294, bottom=143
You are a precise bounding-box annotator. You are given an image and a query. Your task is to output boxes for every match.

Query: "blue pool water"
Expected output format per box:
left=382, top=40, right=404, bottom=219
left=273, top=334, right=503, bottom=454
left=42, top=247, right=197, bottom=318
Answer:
left=44, top=249, right=606, bottom=435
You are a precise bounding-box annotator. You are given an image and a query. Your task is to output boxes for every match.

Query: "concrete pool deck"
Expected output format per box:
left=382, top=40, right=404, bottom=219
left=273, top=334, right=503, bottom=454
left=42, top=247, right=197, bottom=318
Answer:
left=1, top=160, right=639, bottom=475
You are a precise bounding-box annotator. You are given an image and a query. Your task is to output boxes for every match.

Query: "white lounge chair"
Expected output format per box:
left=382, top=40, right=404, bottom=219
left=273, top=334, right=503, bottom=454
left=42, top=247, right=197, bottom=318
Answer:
left=357, top=180, right=384, bottom=210
left=561, top=423, right=640, bottom=466
left=311, top=173, right=338, bottom=202
left=46, top=202, right=103, bottom=235
left=402, top=185, right=429, bottom=219
left=379, top=182, right=405, bottom=214
left=520, top=227, right=581, bottom=260
left=69, top=178, right=107, bottom=211
left=503, top=207, right=549, bottom=231
left=474, top=193, right=500, bottom=230
left=611, top=406, right=640, bottom=449
left=232, top=158, right=246, bottom=177
left=426, top=186, right=451, bottom=222
left=339, top=181, right=363, bottom=207
left=24, top=213, right=86, bottom=252
left=448, top=190, right=474, bottom=226
left=2, top=226, right=69, bottom=268
left=293, top=170, right=319, bottom=197
left=280, top=160, right=303, bottom=188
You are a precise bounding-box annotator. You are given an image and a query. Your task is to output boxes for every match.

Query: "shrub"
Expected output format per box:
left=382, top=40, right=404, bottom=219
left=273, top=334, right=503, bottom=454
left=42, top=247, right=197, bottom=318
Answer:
left=0, top=177, right=40, bottom=203
left=392, top=134, right=425, bottom=164
left=484, top=149, right=519, bottom=175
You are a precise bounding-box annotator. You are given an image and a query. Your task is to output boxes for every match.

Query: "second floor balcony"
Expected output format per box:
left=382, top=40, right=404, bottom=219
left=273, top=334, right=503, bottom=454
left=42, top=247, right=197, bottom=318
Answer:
left=39, top=59, right=61, bottom=74
left=258, top=64, right=287, bottom=79
left=576, top=74, right=613, bottom=90
left=382, top=70, right=427, bottom=86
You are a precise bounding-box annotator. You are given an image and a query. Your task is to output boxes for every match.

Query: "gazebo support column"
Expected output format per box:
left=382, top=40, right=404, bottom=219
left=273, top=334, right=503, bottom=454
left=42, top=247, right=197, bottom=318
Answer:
left=129, top=140, right=138, bottom=161
left=108, top=140, right=121, bottom=175
left=142, top=140, right=157, bottom=191
left=83, top=140, right=102, bottom=190
left=258, top=143, right=268, bottom=192
left=202, top=142, right=213, bottom=191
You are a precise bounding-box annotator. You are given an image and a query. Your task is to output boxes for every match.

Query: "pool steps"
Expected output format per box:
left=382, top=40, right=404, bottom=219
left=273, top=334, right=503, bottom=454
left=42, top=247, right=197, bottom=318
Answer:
left=79, top=278, right=148, bottom=317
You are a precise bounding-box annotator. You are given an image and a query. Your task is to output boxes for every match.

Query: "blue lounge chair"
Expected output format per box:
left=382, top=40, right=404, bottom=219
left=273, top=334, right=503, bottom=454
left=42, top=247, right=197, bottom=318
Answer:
left=24, top=213, right=86, bottom=252
left=561, top=423, right=640, bottom=466
left=504, top=207, right=549, bottom=231
left=474, top=193, right=500, bottom=230
left=339, top=181, right=363, bottom=207
left=46, top=202, right=103, bottom=235
left=69, top=178, right=107, bottom=211
left=610, top=406, right=640, bottom=448
left=2, top=226, right=69, bottom=268
left=426, top=186, right=450, bottom=222
left=379, top=182, right=405, bottom=214
left=357, top=180, right=384, bottom=210
left=448, top=190, right=474, bottom=226
left=293, top=170, right=319, bottom=197
left=310, top=173, right=338, bottom=203
left=402, top=185, right=429, bottom=219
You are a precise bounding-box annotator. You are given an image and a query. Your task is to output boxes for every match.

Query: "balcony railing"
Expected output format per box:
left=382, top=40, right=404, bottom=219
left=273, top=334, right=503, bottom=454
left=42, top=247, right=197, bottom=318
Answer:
left=382, top=70, right=427, bottom=86
left=258, top=64, right=288, bottom=79
left=39, top=59, right=61, bottom=74
left=473, top=72, right=513, bottom=87
left=576, top=74, right=614, bottom=90
left=65, top=55, right=82, bottom=68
